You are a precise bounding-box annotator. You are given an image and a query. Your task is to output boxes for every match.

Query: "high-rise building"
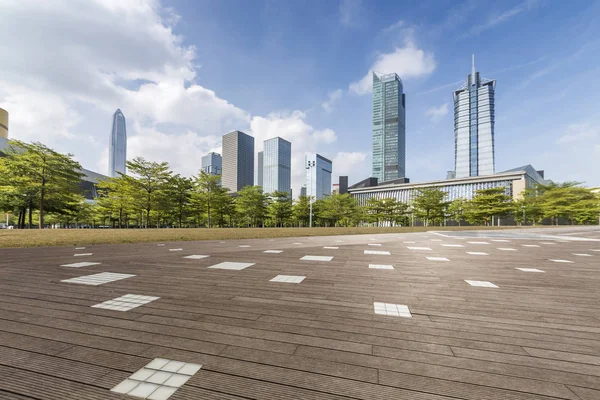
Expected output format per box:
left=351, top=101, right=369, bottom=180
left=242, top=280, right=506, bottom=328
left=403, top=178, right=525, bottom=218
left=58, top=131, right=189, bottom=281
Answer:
left=0, top=108, right=8, bottom=139
left=109, top=109, right=127, bottom=177
left=300, top=185, right=307, bottom=197
left=201, top=152, right=222, bottom=175
left=257, top=151, right=264, bottom=188
left=222, top=130, right=254, bottom=193
left=454, top=55, right=496, bottom=178
left=305, top=153, right=332, bottom=200
left=263, top=137, right=291, bottom=195
left=372, top=72, right=406, bottom=183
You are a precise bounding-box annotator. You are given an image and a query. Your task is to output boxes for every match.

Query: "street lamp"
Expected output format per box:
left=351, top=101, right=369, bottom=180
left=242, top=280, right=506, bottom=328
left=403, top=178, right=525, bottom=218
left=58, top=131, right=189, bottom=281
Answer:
left=306, top=160, right=316, bottom=228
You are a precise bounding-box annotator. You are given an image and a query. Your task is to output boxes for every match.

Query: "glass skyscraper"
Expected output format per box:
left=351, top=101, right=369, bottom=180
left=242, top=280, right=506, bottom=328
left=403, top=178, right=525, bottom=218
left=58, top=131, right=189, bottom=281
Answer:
left=372, top=72, right=406, bottom=183
left=454, top=56, right=496, bottom=178
left=201, top=152, right=222, bottom=175
left=109, top=109, right=127, bottom=177
left=305, top=153, right=332, bottom=200
left=257, top=151, right=264, bottom=188
left=222, top=130, right=254, bottom=193
left=262, top=137, right=291, bottom=195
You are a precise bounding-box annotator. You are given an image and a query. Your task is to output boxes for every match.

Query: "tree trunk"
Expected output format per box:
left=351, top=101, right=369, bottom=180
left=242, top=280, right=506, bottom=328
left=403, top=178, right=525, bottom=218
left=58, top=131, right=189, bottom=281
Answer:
left=39, top=185, right=45, bottom=229
left=28, top=201, right=33, bottom=229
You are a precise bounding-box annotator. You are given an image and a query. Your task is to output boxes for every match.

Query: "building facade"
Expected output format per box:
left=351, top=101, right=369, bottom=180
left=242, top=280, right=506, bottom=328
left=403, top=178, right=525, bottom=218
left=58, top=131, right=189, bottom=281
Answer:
left=222, top=130, right=254, bottom=193
left=257, top=151, right=263, bottom=188
left=109, top=109, right=127, bottom=177
left=305, top=153, right=332, bottom=200
left=262, top=137, right=291, bottom=195
left=0, top=108, right=8, bottom=139
left=454, top=56, right=496, bottom=178
left=201, top=152, right=222, bottom=176
left=372, top=72, right=406, bottom=183
left=350, top=165, right=545, bottom=206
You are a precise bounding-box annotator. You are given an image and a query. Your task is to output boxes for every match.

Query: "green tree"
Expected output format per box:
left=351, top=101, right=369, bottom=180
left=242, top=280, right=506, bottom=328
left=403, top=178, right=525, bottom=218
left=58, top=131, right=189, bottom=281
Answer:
left=317, top=193, right=360, bottom=227
left=164, top=174, right=193, bottom=228
left=466, top=187, right=513, bottom=226
left=412, top=188, right=448, bottom=227
left=126, top=157, right=172, bottom=228
left=293, top=195, right=312, bottom=227
left=193, top=172, right=228, bottom=227
left=268, top=191, right=293, bottom=227
left=448, top=198, right=468, bottom=226
left=235, top=186, right=269, bottom=227
left=96, top=176, right=138, bottom=228
left=0, top=140, right=84, bottom=229
left=365, top=198, right=384, bottom=226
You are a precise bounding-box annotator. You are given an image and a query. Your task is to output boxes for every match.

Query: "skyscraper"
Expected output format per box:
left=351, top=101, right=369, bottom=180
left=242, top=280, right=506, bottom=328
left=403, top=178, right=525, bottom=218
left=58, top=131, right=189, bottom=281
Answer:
left=109, top=109, right=127, bottom=177
left=454, top=55, right=496, bottom=178
left=257, top=151, right=264, bottom=188
left=222, top=130, right=254, bottom=193
left=263, top=137, right=291, bottom=195
left=372, top=72, right=406, bottom=183
left=305, top=153, right=332, bottom=200
left=201, top=152, right=222, bottom=175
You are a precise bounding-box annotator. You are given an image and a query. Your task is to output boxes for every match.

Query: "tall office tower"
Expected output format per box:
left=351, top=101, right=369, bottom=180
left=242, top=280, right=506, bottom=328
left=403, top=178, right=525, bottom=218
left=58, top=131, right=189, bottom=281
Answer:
left=109, top=109, right=127, bottom=177
left=305, top=153, right=332, bottom=200
left=263, top=137, right=291, bottom=195
left=222, top=130, right=254, bottom=193
left=201, top=152, right=222, bottom=175
left=0, top=108, right=8, bottom=138
left=257, top=151, right=264, bottom=188
left=372, top=72, right=406, bottom=183
left=454, top=55, right=496, bottom=178
left=300, top=185, right=307, bottom=197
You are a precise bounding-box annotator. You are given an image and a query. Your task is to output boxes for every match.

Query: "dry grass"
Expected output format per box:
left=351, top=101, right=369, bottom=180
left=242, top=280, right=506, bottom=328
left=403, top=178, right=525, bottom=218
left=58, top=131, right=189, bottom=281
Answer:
left=0, top=226, right=525, bottom=248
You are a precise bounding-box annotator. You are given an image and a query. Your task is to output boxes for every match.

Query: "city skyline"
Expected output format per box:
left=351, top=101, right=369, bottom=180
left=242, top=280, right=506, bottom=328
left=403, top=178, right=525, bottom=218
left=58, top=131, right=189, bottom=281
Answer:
left=1, top=1, right=599, bottom=189
left=108, top=109, right=127, bottom=178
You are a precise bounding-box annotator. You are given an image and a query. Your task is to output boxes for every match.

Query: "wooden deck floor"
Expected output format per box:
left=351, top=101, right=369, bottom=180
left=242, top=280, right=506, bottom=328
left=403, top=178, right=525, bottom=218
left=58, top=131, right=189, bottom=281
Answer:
left=0, top=228, right=599, bottom=399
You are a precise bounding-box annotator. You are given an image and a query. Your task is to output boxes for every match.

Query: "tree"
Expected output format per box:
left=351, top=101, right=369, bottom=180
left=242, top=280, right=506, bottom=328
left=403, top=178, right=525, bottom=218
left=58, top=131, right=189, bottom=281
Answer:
left=163, top=174, right=193, bottom=228
left=126, top=157, right=172, bottom=228
left=268, top=191, right=293, bottom=227
left=448, top=198, right=468, bottom=226
left=317, top=193, right=360, bottom=227
left=96, top=176, right=138, bottom=228
left=412, top=188, right=448, bottom=227
left=537, top=182, right=599, bottom=225
left=0, top=140, right=84, bottom=229
left=467, top=187, right=513, bottom=226
left=193, top=172, right=228, bottom=228
left=235, top=186, right=269, bottom=227
left=293, top=195, right=312, bottom=227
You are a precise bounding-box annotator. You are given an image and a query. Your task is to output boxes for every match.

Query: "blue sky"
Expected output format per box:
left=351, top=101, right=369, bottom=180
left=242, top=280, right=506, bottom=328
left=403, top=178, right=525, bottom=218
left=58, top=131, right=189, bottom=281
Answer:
left=1, top=0, right=599, bottom=189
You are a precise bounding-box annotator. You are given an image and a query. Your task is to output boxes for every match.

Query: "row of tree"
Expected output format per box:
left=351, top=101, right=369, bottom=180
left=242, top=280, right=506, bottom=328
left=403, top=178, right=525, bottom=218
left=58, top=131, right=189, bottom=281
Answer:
left=1, top=140, right=599, bottom=229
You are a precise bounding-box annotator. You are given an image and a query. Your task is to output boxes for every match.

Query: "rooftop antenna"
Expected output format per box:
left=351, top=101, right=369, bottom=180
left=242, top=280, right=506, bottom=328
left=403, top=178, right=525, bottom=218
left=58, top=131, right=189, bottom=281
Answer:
left=472, top=54, right=475, bottom=77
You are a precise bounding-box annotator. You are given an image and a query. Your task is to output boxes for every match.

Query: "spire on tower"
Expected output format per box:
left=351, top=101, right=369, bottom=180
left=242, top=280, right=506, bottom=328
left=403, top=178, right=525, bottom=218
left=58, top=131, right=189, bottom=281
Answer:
left=472, top=54, right=475, bottom=77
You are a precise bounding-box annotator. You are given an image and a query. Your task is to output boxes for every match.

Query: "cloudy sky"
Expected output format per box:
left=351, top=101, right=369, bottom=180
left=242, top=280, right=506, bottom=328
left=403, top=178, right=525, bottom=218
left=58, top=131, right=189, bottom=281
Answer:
left=1, top=0, right=599, bottom=192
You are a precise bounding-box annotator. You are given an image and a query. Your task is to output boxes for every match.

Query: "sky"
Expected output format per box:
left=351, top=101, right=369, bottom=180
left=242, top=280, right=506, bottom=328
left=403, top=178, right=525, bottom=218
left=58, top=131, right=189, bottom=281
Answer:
left=1, top=0, right=599, bottom=194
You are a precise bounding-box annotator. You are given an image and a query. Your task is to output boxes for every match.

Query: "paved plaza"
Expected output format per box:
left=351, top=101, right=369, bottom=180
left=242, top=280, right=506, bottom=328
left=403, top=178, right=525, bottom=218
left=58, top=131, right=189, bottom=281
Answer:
left=0, top=227, right=599, bottom=399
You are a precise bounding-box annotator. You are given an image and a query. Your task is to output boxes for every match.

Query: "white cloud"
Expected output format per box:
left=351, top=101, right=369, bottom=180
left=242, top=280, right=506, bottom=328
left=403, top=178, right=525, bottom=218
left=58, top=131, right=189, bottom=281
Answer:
left=332, top=151, right=370, bottom=183
left=321, top=89, right=343, bottom=113
left=382, top=20, right=404, bottom=34
left=349, top=37, right=436, bottom=95
left=466, top=0, right=540, bottom=37
left=339, top=0, right=362, bottom=27
left=556, top=123, right=599, bottom=144
left=425, top=103, right=449, bottom=122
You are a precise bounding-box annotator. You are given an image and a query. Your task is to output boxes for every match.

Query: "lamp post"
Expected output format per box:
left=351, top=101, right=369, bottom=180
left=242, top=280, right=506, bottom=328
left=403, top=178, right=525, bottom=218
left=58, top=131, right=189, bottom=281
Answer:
left=306, top=160, right=316, bottom=228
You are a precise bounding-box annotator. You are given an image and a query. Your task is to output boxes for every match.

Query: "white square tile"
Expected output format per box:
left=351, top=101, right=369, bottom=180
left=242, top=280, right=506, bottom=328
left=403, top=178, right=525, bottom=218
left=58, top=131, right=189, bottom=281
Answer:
left=146, top=358, right=170, bottom=370
left=163, top=374, right=191, bottom=388
left=323, top=246, right=339, bottom=249
left=208, top=262, right=255, bottom=270
left=75, top=247, right=86, bottom=250
left=238, top=245, right=251, bottom=248
left=60, top=262, right=101, bottom=268
left=466, top=252, right=488, bottom=256
left=573, top=253, right=592, bottom=257
left=491, top=239, right=510, bottom=242
left=129, top=368, right=156, bottom=381
left=522, top=244, right=540, bottom=248
left=406, top=247, right=432, bottom=251
left=161, top=360, right=186, bottom=373
left=157, top=244, right=165, bottom=246
left=169, top=248, right=183, bottom=252
left=73, top=253, right=93, bottom=257
left=549, top=259, right=573, bottom=263
left=111, top=379, right=140, bottom=394
left=590, top=249, right=600, bottom=252
left=264, top=250, right=283, bottom=254
left=403, top=241, right=416, bottom=244
left=300, top=255, right=333, bottom=261
left=368, top=243, right=382, bottom=246
left=61, top=272, right=135, bottom=286
left=270, top=275, right=306, bottom=283
left=177, top=363, right=202, bottom=376
left=373, top=302, right=411, bottom=318
left=183, top=255, right=209, bottom=259
left=497, top=248, right=516, bottom=251
left=516, top=268, right=545, bottom=272
left=129, top=382, right=160, bottom=398
left=147, top=371, right=174, bottom=385
left=364, top=250, right=391, bottom=255
left=441, top=244, right=464, bottom=248
left=92, top=293, right=160, bottom=311
left=426, top=257, right=449, bottom=262
left=468, top=241, right=489, bottom=245
left=430, top=239, right=442, bottom=242
left=540, top=242, right=556, bottom=245
left=293, top=242, right=303, bottom=245
left=335, top=240, right=345, bottom=243
left=465, top=280, right=498, bottom=288
left=369, top=264, right=394, bottom=270
left=148, top=386, right=178, bottom=400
